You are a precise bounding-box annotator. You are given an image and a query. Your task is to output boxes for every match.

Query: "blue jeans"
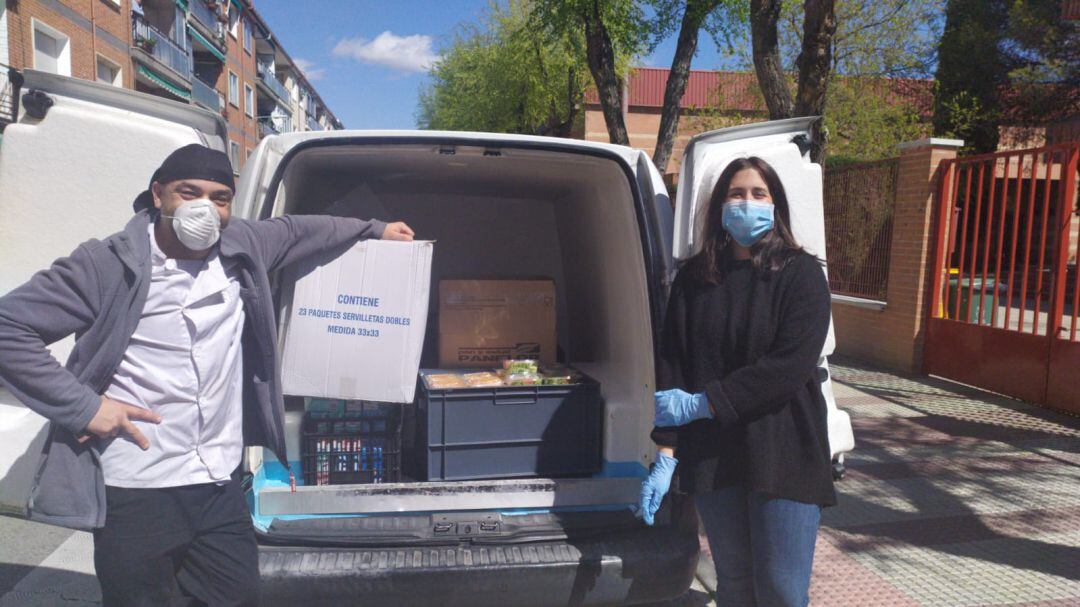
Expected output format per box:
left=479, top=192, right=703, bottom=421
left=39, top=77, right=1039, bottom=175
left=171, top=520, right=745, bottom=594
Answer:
left=695, top=487, right=821, bottom=607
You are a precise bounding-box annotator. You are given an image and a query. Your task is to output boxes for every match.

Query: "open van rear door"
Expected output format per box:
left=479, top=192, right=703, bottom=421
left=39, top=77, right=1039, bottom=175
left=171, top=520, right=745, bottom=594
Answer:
left=672, top=117, right=854, bottom=462
left=0, top=69, right=229, bottom=516
left=636, top=151, right=676, bottom=290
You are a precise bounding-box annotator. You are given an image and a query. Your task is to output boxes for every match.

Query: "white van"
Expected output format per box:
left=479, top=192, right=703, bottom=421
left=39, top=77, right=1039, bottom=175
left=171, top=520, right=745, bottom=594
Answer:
left=0, top=70, right=851, bottom=606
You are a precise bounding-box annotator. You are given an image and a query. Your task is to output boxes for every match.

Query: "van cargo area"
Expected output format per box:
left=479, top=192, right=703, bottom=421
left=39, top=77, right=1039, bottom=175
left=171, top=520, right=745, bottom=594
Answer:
left=245, top=142, right=661, bottom=536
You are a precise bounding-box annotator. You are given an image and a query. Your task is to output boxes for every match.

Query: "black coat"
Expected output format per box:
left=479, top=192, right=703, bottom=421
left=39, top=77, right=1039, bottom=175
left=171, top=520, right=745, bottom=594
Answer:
left=651, top=251, right=837, bottom=507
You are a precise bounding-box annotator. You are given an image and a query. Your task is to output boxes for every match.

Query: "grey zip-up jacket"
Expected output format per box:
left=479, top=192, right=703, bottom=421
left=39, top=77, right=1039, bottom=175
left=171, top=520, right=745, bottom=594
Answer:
left=0, top=203, right=386, bottom=530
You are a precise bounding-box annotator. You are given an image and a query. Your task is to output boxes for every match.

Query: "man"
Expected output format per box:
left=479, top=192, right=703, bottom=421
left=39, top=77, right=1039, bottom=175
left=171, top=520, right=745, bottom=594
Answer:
left=0, top=144, right=414, bottom=606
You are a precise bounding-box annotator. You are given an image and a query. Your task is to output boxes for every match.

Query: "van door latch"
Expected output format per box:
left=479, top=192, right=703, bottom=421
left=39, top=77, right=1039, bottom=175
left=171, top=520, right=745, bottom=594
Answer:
left=432, top=513, right=502, bottom=538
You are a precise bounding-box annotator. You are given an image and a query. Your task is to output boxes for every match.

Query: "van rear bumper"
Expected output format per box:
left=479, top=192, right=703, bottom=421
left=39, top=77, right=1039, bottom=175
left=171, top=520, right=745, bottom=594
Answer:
left=257, top=524, right=700, bottom=606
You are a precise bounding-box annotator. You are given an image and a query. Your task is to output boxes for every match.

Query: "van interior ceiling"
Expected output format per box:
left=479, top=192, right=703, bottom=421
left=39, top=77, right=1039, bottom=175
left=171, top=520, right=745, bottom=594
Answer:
left=265, top=144, right=656, bottom=489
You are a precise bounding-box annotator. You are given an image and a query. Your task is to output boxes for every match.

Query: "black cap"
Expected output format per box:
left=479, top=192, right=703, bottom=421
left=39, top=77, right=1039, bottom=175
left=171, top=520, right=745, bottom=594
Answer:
left=149, top=144, right=235, bottom=192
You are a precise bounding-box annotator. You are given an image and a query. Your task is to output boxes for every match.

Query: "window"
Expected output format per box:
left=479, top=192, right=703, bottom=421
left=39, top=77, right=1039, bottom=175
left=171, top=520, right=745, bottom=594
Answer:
left=228, top=71, right=239, bottom=107
left=244, top=84, right=254, bottom=117
left=96, top=55, right=122, bottom=87
left=0, top=6, right=8, bottom=67
left=32, top=19, right=70, bottom=76
left=229, top=141, right=241, bottom=173
left=243, top=18, right=252, bottom=53
left=173, top=10, right=188, bottom=52
left=229, top=4, right=240, bottom=38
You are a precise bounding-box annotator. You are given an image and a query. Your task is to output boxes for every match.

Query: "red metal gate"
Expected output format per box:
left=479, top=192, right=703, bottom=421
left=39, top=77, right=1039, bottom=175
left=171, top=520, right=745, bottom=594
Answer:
left=924, top=143, right=1080, bottom=413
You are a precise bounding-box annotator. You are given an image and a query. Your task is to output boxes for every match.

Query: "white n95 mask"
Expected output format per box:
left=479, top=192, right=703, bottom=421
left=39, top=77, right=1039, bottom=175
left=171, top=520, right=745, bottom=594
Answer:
left=163, top=199, right=221, bottom=251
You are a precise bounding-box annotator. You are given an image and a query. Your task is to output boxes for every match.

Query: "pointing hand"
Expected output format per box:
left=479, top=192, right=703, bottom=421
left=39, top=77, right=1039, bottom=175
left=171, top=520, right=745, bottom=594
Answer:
left=81, top=396, right=161, bottom=450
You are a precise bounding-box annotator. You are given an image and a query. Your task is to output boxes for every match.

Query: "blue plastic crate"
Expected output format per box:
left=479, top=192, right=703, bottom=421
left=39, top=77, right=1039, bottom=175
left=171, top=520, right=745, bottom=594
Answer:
left=416, top=370, right=604, bottom=481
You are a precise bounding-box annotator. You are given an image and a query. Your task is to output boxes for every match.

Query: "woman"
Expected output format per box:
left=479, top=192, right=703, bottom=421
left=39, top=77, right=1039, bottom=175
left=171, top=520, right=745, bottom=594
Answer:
left=638, top=156, right=835, bottom=607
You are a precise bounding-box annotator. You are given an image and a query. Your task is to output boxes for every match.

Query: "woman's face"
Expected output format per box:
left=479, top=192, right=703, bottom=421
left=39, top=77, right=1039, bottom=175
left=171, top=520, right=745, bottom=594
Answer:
left=725, top=168, right=774, bottom=205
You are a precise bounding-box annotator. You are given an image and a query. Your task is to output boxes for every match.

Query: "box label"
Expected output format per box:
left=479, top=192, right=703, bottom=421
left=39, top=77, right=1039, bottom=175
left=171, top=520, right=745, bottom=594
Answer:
left=280, top=240, right=434, bottom=403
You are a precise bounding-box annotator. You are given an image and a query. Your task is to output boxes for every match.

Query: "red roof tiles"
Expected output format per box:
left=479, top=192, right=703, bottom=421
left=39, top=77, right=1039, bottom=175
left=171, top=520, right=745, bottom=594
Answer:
left=585, top=67, right=935, bottom=117
left=585, top=67, right=765, bottom=111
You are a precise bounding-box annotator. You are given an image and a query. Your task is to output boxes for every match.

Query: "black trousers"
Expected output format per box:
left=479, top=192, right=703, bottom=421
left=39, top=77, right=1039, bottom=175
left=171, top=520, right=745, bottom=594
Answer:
left=93, top=476, right=259, bottom=607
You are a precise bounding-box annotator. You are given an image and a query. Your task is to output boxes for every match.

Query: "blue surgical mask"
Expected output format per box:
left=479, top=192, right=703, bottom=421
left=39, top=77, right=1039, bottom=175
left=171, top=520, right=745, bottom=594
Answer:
left=722, top=200, right=775, bottom=247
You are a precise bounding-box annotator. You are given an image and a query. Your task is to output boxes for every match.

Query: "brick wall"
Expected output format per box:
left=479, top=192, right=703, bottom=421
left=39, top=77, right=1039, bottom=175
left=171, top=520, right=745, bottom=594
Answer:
left=831, top=139, right=962, bottom=372
left=584, top=105, right=764, bottom=174
left=6, top=0, right=133, bottom=89
left=1, top=6, right=10, bottom=65
left=220, top=10, right=257, bottom=171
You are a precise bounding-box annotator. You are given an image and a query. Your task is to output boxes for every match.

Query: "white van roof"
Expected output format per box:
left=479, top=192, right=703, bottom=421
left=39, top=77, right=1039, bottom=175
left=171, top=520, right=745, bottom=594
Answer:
left=267, top=129, right=644, bottom=166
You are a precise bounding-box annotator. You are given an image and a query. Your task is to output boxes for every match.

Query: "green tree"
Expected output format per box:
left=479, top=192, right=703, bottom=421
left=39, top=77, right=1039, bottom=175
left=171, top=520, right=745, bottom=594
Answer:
left=530, top=0, right=652, bottom=145
left=780, top=0, right=945, bottom=79
left=933, top=0, right=1010, bottom=153
left=1001, top=0, right=1079, bottom=126
left=749, top=0, right=944, bottom=161
left=647, top=0, right=739, bottom=172
left=530, top=0, right=746, bottom=171
left=933, top=0, right=1077, bottom=154
left=417, top=1, right=588, bottom=137
left=823, top=77, right=929, bottom=165
left=748, top=0, right=839, bottom=161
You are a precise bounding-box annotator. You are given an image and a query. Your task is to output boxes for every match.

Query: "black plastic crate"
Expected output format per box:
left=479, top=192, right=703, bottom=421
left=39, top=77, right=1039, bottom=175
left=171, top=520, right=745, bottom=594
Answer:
left=416, top=370, right=604, bottom=481
left=301, top=402, right=402, bottom=486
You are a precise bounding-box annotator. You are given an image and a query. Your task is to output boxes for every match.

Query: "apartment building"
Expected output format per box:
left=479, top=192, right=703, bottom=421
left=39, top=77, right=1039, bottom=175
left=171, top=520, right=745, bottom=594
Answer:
left=2, top=0, right=341, bottom=173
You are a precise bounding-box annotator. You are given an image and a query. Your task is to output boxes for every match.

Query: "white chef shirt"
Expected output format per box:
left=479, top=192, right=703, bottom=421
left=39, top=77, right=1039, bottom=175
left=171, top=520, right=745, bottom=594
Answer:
left=100, top=223, right=246, bottom=488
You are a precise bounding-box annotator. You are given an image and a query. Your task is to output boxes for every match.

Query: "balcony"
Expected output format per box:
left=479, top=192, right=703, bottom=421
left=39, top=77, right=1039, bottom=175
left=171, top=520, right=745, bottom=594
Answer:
left=258, top=117, right=279, bottom=137
left=132, top=13, right=191, bottom=83
left=191, top=77, right=220, bottom=112
left=306, top=115, right=322, bottom=131
left=258, top=115, right=293, bottom=137
left=189, top=0, right=227, bottom=47
left=256, top=63, right=291, bottom=104
left=0, top=65, right=16, bottom=127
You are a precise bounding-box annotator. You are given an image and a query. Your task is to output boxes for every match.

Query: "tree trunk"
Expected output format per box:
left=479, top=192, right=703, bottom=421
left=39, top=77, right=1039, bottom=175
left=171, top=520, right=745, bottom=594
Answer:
left=531, top=42, right=581, bottom=138
left=795, top=0, right=837, bottom=161
left=542, top=66, right=582, bottom=138
left=653, top=1, right=717, bottom=174
left=583, top=0, right=629, bottom=145
left=750, top=0, right=794, bottom=120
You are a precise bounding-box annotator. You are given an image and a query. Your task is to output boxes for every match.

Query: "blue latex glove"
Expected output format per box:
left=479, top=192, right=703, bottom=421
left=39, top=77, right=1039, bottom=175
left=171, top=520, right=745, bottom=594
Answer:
left=654, top=389, right=712, bottom=427
left=637, top=451, right=678, bottom=526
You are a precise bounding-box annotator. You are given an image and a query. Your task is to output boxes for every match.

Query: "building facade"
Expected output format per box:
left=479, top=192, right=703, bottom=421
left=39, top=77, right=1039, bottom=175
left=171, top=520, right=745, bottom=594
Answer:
left=583, top=69, right=769, bottom=176
left=584, top=67, right=1072, bottom=176
left=2, top=0, right=340, bottom=174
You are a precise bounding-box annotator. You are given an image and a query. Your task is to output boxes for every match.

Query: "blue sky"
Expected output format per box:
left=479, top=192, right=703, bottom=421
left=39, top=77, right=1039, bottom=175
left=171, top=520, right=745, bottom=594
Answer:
left=254, top=0, right=742, bottom=130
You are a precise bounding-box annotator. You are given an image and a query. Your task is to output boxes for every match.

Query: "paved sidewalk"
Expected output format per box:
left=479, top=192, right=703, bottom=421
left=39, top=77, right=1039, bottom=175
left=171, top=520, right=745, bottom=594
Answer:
left=689, top=358, right=1080, bottom=607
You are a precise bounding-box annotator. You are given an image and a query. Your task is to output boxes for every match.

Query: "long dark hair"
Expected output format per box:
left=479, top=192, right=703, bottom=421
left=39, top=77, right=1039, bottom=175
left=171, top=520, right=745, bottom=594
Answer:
left=690, top=156, right=804, bottom=284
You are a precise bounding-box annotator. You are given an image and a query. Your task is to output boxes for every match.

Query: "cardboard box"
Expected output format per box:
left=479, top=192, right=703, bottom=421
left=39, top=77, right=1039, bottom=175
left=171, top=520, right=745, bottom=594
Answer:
left=439, top=279, right=556, bottom=368
left=280, top=240, right=434, bottom=403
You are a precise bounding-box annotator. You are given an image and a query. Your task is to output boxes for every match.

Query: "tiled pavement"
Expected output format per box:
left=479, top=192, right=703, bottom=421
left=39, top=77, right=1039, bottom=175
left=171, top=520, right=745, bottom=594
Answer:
left=678, top=358, right=1080, bottom=607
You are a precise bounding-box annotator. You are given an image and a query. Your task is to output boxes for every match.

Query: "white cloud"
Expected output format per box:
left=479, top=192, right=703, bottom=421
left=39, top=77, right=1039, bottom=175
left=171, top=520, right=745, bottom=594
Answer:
left=292, top=58, right=326, bottom=82
left=331, top=31, right=439, bottom=74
